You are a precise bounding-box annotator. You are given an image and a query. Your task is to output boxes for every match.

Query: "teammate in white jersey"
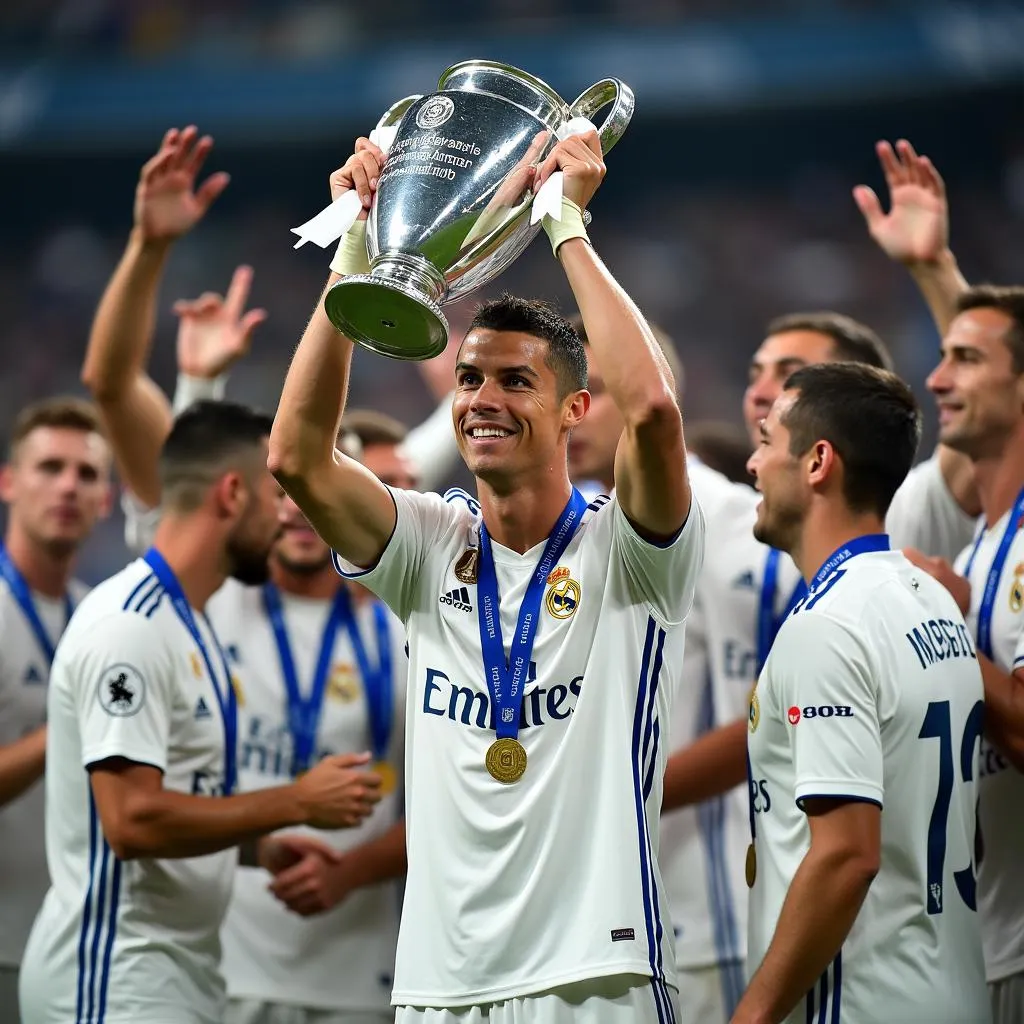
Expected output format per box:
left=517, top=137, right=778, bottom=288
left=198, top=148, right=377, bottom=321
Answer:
left=733, top=361, right=989, bottom=1024
left=904, top=286, right=1024, bottom=1024
left=271, top=132, right=703, bottom=1022
left=19, top=401, right=381, bottom=1024
left=0, top=397, right=112, bottom=1022
left=81, top=128, right=414, bottom=1023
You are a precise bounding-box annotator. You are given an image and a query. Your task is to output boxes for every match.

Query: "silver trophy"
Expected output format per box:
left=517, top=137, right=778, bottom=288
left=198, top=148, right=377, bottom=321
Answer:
left=324, top=60, right=634, bottom=360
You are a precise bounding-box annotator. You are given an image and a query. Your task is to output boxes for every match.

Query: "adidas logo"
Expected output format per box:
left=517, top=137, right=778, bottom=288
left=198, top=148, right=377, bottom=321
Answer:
left=439, top=586, right=473, bottom=613
left=194, top=696, right=212, bottom=720
left=732, top=570, right=756, bottom=590
left=23, top=664, right=44, bottom=685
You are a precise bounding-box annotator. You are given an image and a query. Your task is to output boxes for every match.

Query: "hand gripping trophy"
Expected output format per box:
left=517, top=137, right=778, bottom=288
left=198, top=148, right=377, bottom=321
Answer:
left=321, top=60, right=633, bottom=360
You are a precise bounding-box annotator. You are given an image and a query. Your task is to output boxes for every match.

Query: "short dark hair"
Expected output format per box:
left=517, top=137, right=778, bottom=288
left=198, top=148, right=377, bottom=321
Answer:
left=9, top=396, right=106, bottom=460
left=781, top=363, right=921, bottom=518
left=766, top=311, right=894, bottom=373
left=956, top=285, right=1024, bottom=373
left=160, top=400, right=274, bottom=513
left=468, top=294, right=587, bottom=396
left=571, top=315, right=684, bottom=397
left=341, top=409, right=409, bottom=448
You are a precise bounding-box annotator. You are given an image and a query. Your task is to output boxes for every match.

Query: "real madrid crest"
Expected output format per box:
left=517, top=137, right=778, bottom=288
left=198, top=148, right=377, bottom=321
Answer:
left=1010, top=562, right=1024, bottom=614
left=748, top=684, right=760, bottom=734
left=545, top=566, right=581, bottom=620
left=328, top=662, right=360, bottom=703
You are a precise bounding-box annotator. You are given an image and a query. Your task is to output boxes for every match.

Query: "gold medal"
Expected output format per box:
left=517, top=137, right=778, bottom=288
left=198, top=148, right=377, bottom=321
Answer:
left=745, top=842, right=757, bottom=888
left=454, top=548, right=479, bottom=584
left=372, top=760, right=397, bottom=795
left=485, top=738, right=527, bottom=784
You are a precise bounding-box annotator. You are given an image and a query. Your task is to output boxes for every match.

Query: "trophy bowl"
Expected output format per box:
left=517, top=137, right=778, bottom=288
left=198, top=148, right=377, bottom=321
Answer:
left=324, top=59, right=634, bottom=360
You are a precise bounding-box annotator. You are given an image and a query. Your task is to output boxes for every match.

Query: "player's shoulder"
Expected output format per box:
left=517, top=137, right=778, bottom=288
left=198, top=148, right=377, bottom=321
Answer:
left=61, top=559, right=171, bottom=647
left=688, top=459, right=757, bottom=519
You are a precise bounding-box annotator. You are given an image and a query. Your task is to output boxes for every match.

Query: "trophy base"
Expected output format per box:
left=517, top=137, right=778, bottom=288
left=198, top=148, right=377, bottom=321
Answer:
left=324, top=275, right=449, bottom=362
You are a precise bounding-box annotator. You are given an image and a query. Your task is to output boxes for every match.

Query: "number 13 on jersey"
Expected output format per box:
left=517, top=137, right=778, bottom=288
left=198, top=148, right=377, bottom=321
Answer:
left=918, top=698, right=984, bottom=915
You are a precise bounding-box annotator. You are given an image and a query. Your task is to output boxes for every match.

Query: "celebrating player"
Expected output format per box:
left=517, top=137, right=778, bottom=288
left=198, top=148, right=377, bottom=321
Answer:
left=907, top=285, right=1024, bottom=1024
left=733, top=362, right=988, bottom=1024
left=18, top=400, right=381, bottom=1024
left=0, top=398, right=112, bottom=1022
left=270, top=130, right=703, bottom=1022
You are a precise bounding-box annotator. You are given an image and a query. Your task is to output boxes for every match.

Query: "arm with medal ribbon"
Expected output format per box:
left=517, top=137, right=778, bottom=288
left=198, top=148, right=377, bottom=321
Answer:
left=908, top=488, right=1024, bottom=771
left=0, top=543, right=73, bottom=807
left=89, top=549, right=383, bottom=862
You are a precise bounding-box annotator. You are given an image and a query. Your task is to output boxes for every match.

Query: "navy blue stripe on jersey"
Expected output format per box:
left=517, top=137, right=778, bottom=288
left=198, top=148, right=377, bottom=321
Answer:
left=140, top=586, right=165, bottom=618
left=123, top=574, right=158, bottom=612
left=442, top=487, right=481, bottom=515
left=76, top=795, right=121, bottom=1023
left=74, top=794, right=99, bottom=1023
left=96, top=856, right=121, bottom=1023
left=805, top=953, right=842, bottom=1023
left=632, top=616, right=676, bottom=1024
left=696, top=669, right=742, bottom=978
left=641, top=627, right=666, bottom=800
left=632, top=618, right=668, bottom=1023
left=121, top=572, right=154, bottom=611
left=586, top=494, right=611, bottom=513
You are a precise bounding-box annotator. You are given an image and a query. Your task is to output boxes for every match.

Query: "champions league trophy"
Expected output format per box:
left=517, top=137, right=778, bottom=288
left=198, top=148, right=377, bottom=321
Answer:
left=322, top=60, right=634, bottom=360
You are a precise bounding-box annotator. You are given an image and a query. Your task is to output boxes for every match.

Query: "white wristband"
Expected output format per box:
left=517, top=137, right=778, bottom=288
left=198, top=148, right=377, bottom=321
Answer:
left=542, top=197, right=591, bottom=258
left=330, top=219, right=371, bottom=277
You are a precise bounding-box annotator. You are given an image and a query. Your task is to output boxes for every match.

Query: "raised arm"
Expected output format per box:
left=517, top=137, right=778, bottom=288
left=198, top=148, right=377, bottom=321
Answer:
left=540, top=131, right=689, bottom=540
left=268, top=140, right=398, bottom=569
left=854, top=139, right=978, bottom=516
left=854, top=139, right=967, bottom=335
left=81, top=126, right=231, bottom=507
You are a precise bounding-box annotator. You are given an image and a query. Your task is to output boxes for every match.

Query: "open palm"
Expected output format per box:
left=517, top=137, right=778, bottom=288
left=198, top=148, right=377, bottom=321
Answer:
left=854, top=140, right=948, bottom=266
left=175, top=266, right=267, bottom=379
left=134, top=125, right=230, bottom=243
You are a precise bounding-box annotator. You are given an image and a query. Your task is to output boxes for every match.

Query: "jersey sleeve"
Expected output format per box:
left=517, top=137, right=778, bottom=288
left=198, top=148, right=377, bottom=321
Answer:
left=332, top=488, right=463, bottom=623
left=886, top=454, right=978, bottom=562
left=73, top=612, right=177, bottom=773
left=610, top=492, right=706, bottom=627
left=770, top=611, right=883, bottom=809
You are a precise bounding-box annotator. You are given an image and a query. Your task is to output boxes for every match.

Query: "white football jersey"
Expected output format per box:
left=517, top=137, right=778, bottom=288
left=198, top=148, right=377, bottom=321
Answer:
left=886, top=452, right=978, bottom=562
left=20, top=558, right=236, bottom=1024
left=749, top=542, right=989, bottom=1024
left=334, top=487, right=704, bottom=1007
left=954, top=508, right=1024, bottom=983
left=209, top=580, right=407, bottom=1012
left=0, top=572, right=85, bottom=966
left=661, top=461, right=801, bottom=982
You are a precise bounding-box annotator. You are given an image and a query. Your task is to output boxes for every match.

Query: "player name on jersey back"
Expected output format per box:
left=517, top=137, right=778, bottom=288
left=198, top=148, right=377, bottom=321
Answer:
left=748, top=547, right=989, bottom=1024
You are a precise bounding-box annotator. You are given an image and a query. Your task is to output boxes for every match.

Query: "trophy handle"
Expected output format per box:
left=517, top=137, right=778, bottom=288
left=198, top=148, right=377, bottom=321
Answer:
left=375, top=94, right=421, bottom=130
left=567, top=79, right=634, bottom=156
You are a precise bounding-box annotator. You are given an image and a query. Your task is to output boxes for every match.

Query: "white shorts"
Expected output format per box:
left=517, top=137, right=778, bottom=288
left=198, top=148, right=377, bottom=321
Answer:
left=675, top=961, right=745, bottom=1024
left=394, top=975, right=679, bottom=1024
left=226, top=997, right=392, bottom=1024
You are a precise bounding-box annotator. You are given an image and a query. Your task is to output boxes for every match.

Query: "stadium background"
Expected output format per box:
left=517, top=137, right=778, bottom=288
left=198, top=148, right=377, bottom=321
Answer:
left=0, top=0, right=1021, bottom=581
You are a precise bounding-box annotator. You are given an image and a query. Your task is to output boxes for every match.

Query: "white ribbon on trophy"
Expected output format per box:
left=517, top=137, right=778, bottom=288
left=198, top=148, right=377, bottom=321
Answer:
left=529, top=116, right=598, bottom=225
left=289, top=123, right=401, bottom=249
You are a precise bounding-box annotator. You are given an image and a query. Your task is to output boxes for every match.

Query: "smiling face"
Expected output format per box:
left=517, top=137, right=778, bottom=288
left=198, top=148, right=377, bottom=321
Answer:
left=927, top=307, right=1024, bottom=460
left=0, top=426, right=112, bottom=557
left=746, top=390, right=808, bottom=554
left=453, top=328, right=588, bottom=489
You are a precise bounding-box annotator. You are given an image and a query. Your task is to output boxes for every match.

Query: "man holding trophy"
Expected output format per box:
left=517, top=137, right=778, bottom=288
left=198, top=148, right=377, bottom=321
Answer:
left=270, top=63, right=703, bottom=1024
